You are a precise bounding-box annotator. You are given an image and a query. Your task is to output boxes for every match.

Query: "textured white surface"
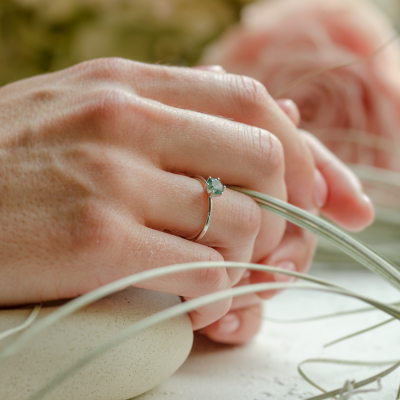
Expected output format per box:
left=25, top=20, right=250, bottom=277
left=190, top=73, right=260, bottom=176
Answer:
left=135, top=267, right=400, bottom=400
left=0, top=287, right=193, bottom=400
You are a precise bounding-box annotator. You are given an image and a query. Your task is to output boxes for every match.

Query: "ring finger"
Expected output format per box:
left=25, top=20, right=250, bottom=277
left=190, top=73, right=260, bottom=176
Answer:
left=123, top=169, right=270, bottom=285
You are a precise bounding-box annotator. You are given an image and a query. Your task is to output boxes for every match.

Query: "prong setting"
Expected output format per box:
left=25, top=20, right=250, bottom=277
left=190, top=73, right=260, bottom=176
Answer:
left=206, top=177, right=225, bottom=197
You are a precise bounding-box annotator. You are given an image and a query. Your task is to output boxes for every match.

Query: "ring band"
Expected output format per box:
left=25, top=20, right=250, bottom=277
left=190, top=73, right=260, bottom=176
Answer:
left=190, top=176, right=226, bottom=243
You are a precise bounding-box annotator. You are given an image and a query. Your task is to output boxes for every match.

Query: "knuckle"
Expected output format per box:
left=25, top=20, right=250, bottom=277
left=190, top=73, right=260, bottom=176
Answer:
left=232, top=75, right=270, bottom=117
left=202, top=247, right=225, bottom=264
left=232, top=196, right=262, bottom=241
left=80, top=88, right=157, bottom=143
left=75, top=57, right=131, bottom=80
left=90, top=87, right=133, bottom=120
left=190, top=265, right=228, bottom=296
left=266, top=132, right=285, bottom=175
left=246, top=125, right=284, bottom=178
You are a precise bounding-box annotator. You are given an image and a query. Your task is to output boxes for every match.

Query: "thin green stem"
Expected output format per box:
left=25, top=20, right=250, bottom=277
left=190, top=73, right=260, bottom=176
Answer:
left=0, top=305, right=42, bottom=341
left=324, top=318, right=396, bottom=348
left=25, top=283, right=400, bottom=400
left=230, top=186, right=400, bottom=291
left=299, top=358, right=400, bottom=400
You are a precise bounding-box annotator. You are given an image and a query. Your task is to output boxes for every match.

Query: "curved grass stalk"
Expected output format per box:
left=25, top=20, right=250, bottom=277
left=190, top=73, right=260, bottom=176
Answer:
left=3, top=259, right=399, bottom=369
left=0, top=305, right=41, bottom=342
left=257, top=199, right=398, bottom=274
left=249, top=302, right=400, bottom=324
left=229, top=186, right=400, bottom=290
left=24, top=282, right=400, bottom=400
left=298, top=358, right=400, bottom=400
left=0, top=262, right=342, bottom=366
left=338, top=379, right=382, bottom=399
left=323, top=318, right=396, bottom=348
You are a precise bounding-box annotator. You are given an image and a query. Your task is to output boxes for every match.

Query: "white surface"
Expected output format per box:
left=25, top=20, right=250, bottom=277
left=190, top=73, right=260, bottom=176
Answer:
left=134, top=267, right=400, bottom=400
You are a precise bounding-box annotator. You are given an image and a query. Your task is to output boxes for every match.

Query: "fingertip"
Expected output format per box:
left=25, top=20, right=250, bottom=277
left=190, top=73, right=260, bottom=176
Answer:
left=204, top=305, right=263, bottom=344
left=313, top=168, right=328, bottom=209
left=276, top=98, right=301, bottom=127
left=189, top=295, right=232, bottom=331
left=215, top=312, right=241, bottom=335
left=341, top=193, right=375, bottom=232
left=303, top=132, right=375, bottom=232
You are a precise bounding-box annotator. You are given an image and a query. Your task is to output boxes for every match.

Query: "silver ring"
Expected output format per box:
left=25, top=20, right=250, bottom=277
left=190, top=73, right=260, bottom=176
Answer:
left=190, top=176, right=226, bottom=243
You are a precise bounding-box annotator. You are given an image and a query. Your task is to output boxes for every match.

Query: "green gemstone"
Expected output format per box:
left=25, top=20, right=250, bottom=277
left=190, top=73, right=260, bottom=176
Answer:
left=207, top=177, right=224, bottom=196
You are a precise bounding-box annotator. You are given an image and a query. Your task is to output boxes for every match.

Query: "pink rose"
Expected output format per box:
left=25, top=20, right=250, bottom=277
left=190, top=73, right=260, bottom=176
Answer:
left=202, top=0, right=400, bottom=171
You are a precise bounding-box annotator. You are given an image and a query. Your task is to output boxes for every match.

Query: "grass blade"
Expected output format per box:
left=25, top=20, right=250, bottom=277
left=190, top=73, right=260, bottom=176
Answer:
left=0, top=305, right=41, bottom=342
left=323, top=318, right=396, bottom=348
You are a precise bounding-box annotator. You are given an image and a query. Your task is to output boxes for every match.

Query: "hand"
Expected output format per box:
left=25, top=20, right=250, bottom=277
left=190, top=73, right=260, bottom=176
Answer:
left=0, top=58, right=293, bottom=331
left=200, top=94, right=374, bottom=344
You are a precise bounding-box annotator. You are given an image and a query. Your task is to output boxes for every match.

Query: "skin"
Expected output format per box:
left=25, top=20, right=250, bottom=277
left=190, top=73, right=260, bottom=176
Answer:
left=0, top=59, right=374, bottom=344
left=202, top=91, right=374, bottom=344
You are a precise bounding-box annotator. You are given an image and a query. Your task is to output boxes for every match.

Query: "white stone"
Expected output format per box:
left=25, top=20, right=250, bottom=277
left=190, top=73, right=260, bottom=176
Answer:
left=0, top=287, right=193, bottom=400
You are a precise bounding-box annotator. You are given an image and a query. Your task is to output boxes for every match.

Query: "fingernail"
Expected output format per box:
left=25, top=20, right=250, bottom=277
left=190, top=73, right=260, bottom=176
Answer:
left=274, top=261, right=296, bottom=283
left=242, top=270, right=251, bottom=279
left=217, top=313, right=240, bottom=334
left=312, top=169, right=328, bottom=209
left=360, top=193, right=375, bottom=221
left=279, top=99, right=296, bottom=111
left=276, top=99, right=301, bottom=126
left=361, top=193, right=373, bottom=207
left=194, top=65, right=226, bottom=72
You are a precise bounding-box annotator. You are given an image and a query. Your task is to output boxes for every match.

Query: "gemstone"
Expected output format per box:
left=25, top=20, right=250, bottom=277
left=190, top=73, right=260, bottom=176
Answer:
left=207, top=177, right=224, bottom=196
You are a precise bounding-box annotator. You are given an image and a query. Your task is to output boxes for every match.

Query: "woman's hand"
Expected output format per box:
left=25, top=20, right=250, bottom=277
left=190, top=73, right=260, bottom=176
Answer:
left=202, top=96, right=374, bottom=344
left=0, top=58, right=373, bottom=342
left=0, top=58, right=293, bottom=331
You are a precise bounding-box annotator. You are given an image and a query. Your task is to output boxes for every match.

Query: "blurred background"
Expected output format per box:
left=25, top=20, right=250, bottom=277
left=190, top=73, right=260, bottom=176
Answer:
left=0, top=0, right=256, bottom=86
left=0, top=0, right=398, bottom=86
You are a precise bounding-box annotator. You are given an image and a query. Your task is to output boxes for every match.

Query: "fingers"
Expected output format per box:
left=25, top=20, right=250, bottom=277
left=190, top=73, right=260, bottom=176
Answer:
left=275, top=99, right=301, bottom=127
left=86, top=94, right=287, bottom=283
left=107, top=96, right=287, bottom=264
left=129, top=63, right=315, bottom=208
left=133, top=170, right=263, bottom=284
left=247, top=98, right=319, bottom=300
left=74, top=59, right=314, bottom=209
left=202, top=274, right=263, bottom=344
left=276, top=98, right=328, bottom=210
left=275, top=97, right=374, bottom=230
left=204, top=303, right=263, bottom=344
left=251, top=223, right=317, bottom=299
left=68, top=59, right=296, bottom=266
left=301, top=131, right=375, bottom=231
left=154, top=106, right=287, bottom=263
left=105, top=222, right=233, bottom=331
